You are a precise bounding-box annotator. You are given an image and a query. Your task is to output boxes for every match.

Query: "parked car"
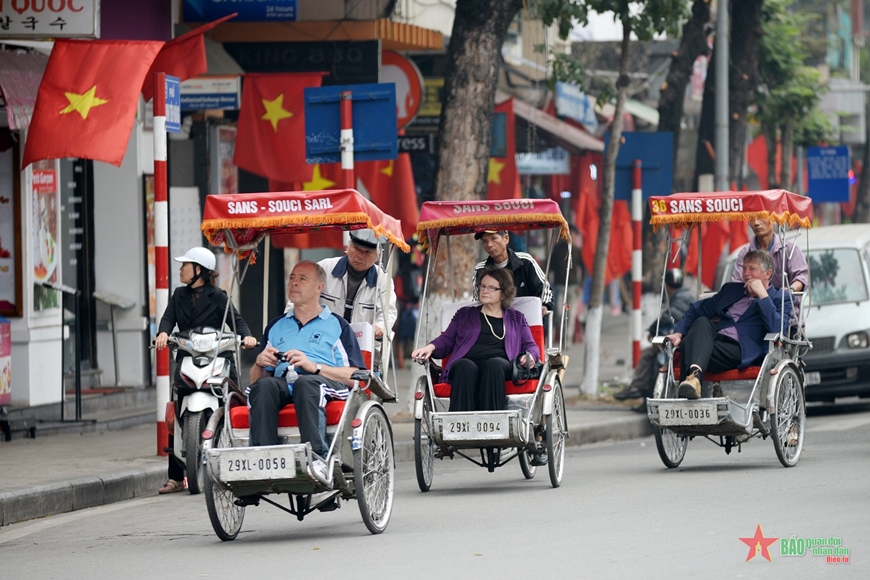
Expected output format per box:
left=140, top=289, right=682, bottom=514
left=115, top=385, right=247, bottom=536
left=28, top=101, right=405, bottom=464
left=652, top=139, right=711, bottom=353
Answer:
left=718, top=224, right=870, bottom=402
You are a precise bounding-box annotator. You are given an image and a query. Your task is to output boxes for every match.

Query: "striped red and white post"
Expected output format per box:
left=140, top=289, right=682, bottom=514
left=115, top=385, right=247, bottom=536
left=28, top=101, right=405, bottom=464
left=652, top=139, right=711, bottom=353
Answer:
left=631, top=160, right=643, bottom=367
left=154, top=72, right=170, bottom=457
left=339, top=91, right=354, bottom=189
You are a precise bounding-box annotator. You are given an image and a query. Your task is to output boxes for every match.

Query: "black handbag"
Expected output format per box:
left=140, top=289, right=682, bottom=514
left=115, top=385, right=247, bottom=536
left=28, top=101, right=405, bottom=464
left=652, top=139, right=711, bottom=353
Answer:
left=512, top=352, right=543, bottom=385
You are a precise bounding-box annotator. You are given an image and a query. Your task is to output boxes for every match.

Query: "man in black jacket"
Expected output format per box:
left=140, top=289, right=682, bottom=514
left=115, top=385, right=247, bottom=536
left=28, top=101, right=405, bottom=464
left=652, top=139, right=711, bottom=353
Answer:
left=614, top=269, right=693, bottom=407
left=472, top=230, right=554, bottom=314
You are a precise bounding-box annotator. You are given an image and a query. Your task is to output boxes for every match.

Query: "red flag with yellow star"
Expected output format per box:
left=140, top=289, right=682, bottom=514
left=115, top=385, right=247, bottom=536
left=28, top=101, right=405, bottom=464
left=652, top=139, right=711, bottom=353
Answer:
left=22, top=39, right=164, bottom=168
left=486, top=98, right=521, bottom=200
left=234, top=73, right=325, bottom=183
left=141, top=13, right=237, bottom=102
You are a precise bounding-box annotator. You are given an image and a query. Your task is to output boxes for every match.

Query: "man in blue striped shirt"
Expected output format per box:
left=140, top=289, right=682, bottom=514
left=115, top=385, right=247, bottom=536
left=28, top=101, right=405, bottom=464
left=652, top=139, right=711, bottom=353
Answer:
left=247, top=261, right=365, bottom=457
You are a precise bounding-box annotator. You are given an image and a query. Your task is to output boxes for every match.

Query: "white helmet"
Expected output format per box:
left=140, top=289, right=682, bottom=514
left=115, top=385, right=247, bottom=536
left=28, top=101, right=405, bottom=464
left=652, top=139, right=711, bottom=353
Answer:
left=174, top=247, right=216, bottom=271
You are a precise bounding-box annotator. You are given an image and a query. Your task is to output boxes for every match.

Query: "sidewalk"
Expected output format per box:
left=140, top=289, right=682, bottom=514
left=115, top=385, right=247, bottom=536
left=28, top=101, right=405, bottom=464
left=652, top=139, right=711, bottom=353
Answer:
left=0, top=312, right=649, bottom=527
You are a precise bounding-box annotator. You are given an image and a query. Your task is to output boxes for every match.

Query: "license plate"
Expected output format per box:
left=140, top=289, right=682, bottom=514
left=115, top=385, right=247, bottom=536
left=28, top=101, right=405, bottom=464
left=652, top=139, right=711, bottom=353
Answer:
left=658, top=402, right=718, bottom=426
left=442, top=416, right=509, bottom=440
left=804, top=371, right=821, bottom=386
left=218, top=448, right=298, bottom=482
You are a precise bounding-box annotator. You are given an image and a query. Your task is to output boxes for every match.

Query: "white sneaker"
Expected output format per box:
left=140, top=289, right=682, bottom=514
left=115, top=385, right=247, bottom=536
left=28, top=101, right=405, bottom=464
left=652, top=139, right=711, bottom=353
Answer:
left=311, top=458, right=328, bottom=480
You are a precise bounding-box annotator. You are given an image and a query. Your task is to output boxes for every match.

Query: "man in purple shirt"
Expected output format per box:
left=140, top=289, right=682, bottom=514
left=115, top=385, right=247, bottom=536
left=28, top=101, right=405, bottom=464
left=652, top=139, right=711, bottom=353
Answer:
left=666, top=250, right=791, bottom=399
left=731, top=217, right=808, bottom=292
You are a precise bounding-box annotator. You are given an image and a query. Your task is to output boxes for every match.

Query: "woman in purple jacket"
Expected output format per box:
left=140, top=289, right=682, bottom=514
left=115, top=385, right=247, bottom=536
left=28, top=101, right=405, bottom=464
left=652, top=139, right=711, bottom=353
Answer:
left=412, top=267, right=540, bottom=412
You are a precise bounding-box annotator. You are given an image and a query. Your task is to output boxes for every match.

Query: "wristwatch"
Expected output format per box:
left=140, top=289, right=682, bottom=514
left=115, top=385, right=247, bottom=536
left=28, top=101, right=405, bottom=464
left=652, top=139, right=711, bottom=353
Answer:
left=314, top=364, right=322, bottom=375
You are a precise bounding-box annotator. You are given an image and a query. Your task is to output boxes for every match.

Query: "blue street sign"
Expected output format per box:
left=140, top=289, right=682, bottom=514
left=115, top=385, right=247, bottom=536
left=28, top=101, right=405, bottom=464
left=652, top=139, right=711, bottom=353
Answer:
left=304, top=83, right=397, bottom=164
left=165, top=76, right=181, bottom=134
left=807, top=146, right=850, bottom=202
left=183, top=0, right=297, bottom=22
left=605, top=132, right=674, bottom=200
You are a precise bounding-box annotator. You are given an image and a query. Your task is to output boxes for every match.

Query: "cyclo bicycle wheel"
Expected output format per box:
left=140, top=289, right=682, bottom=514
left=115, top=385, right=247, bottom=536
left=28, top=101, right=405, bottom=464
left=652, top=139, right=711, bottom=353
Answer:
left=652, top=372, right=688, bottom=468
left=413, top=377, right=435, bottom=491
left=354, top=405, right=395, bottom=534
left=545, top=379, right=566, bottom=488
left=204, top=415, right=245, bottom=541
left=770, top=365, right=806, bottom=467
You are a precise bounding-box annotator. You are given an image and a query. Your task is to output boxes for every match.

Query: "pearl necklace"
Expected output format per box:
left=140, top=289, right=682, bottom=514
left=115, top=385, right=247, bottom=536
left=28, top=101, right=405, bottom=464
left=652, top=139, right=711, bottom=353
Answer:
left=482, top=310, right=505, bottom=340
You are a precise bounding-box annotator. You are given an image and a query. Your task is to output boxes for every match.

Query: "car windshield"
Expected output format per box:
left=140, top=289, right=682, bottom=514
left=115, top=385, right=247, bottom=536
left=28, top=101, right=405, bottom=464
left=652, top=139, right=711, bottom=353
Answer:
left=808, top=248, right=868, bottom=305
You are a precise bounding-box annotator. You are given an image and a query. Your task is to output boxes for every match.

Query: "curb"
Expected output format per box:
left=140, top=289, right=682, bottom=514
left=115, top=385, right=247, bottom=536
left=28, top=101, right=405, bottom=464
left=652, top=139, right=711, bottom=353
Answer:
left=1, top=418, right=653, bottom=527
left=0, top=466, right=165, bottom=527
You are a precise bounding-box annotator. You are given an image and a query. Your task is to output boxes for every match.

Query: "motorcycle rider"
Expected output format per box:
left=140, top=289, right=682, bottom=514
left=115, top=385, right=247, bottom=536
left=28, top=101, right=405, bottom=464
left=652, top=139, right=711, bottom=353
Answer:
left=613, top=269, right=693, bottom=410
left=155, top=247, right=257, bottom=494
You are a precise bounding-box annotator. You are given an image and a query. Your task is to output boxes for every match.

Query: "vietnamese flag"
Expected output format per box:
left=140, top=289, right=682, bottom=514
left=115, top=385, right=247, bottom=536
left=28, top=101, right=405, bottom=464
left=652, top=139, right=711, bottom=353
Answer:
left=356, top=156, right=419, bottom=240
left=234, top=73, right=324, bottom=184
left=141, top=13, right=237, bottom=102
left=487, top=98, right=520, bottom=200
left=22, top=39, right=164, bottom=168
left=269, top=165, right=344, bottom=249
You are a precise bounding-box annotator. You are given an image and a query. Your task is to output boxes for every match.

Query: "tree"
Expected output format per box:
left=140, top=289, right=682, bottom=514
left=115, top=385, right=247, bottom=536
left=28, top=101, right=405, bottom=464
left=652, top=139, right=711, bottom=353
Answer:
left=695, top=0, right=764, bottom=188
left=756, top=0, right=828, bottom=190
left=649, top=0, right=711, bottom=294
left=430, top=0, right=524, bottom=298
left=540, top=0, right=686, bottom=396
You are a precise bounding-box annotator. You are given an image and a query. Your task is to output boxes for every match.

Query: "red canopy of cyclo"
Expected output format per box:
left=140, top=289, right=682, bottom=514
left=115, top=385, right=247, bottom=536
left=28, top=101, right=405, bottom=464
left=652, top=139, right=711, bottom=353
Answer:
left=201, top=189, right=410, bottom=254
left=415, top=199, right=569, bottom=252
left=648, top=189, right=813, bottom=229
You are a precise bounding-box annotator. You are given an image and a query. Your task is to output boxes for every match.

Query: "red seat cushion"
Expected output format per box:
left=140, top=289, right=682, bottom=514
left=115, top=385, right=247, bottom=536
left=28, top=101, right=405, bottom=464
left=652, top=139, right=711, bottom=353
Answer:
left=433, top=379, right=539, bottom=398
left=671, top=365, right=761, bottom=382
left=229, top=400, right=346, bottom=429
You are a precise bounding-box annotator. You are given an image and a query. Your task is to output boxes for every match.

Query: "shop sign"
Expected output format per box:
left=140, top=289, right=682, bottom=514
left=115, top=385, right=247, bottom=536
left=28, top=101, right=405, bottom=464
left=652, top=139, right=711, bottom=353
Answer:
left=165, top=76, right=181, bottom=133
left=555, top=82, right=597, bottom=129
left=180, top=75, right=240, bottom=111
left=516, top=147, right=570, bottom=175
left=0, top=0, right=99, bottom=38
left=380, top=50, right=424, bottom=129
left=183, top=0, right=297, bottom=22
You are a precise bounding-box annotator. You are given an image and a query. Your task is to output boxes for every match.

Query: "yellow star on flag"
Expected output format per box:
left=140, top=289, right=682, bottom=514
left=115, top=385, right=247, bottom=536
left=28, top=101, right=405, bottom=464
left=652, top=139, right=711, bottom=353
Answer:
left=488, top=158, right=505, bottom=184
left=60, top=86, right=109, bottom=120
left=380, top=161, right=394, bottom=177
left=261, top=94, right=293, bottom=132
left=304, top=165, right=336, bottom=191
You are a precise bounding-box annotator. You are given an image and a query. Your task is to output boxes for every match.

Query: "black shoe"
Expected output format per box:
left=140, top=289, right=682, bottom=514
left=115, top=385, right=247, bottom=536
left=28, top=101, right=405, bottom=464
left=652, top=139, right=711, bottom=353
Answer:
left=234, top=494, right=260, bottom=507
left=632, top=399, right=648, bottom=414
left=530, top=451, right=548, bottom=466
left=317, top=496, right=340, bottom=512
left=613, top=385, right=643, bottom=400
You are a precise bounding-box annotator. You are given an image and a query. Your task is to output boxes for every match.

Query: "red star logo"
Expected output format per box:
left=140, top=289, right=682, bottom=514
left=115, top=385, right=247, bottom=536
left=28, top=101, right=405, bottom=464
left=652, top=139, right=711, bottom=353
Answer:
left=739, top=524, right=778, bottom=562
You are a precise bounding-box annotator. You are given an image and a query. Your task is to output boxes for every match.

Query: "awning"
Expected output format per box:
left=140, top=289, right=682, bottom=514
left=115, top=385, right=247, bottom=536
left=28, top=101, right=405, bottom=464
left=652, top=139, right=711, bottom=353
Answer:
left=510, top=97, right=604, bottom=153
left=202, top=19, right=443, bottom=52
left=0, top=49, right=48, bottom=131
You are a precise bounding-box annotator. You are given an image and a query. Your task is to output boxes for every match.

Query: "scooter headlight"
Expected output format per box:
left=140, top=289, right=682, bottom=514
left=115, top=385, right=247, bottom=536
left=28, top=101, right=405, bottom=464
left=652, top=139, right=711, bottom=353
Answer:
left=190, top=333, right=219, bottom=352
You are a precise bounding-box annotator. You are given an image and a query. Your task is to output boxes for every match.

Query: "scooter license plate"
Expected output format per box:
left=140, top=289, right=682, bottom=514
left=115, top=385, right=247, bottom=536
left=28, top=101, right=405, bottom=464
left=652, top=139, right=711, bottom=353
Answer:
left=219, top=448, right=298, bottom=481
left=442, top=415, right=509, bottom=441
left=658, top=402, right=718, bottom=426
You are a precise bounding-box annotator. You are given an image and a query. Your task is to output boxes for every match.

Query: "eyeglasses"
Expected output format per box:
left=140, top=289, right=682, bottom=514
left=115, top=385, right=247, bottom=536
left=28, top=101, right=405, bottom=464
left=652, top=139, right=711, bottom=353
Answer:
left=479, top=284, right=501, bottom=292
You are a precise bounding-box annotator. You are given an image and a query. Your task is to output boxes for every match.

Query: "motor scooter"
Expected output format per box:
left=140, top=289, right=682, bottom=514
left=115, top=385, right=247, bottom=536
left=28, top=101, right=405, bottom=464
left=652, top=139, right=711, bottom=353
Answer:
left=164, top=327, right=243, bottom=494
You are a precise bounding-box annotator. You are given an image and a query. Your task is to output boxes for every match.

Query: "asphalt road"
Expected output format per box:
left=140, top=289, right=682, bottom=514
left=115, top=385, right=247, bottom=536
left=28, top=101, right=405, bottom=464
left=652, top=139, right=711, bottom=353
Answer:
left=2, top=404, right=868, bottom=580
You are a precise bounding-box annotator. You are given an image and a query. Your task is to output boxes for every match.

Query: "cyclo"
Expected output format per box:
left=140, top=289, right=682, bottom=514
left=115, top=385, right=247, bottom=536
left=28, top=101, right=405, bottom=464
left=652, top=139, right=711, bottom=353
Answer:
left=645, top=189, right=812, bottom=468
left=412, top=199, right=570, bottom=489
left=198, top=188, right=408, bottom=540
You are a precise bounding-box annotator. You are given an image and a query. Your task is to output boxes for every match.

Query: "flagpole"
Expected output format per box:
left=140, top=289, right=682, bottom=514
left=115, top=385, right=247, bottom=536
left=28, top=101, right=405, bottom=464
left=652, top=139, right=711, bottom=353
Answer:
left=154, top=72, right=170, bottom=457
left=340, top=91, right=354, bottom=189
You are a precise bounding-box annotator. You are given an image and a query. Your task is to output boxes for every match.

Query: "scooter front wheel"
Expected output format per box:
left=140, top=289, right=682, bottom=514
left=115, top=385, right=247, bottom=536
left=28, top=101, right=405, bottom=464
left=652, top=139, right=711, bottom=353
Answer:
left=184, top=410, right=210, bottom=494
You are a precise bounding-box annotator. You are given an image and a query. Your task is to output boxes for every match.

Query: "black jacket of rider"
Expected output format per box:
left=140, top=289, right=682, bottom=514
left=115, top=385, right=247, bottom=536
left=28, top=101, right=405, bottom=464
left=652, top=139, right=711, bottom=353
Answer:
left=158, top=283, right=253, bottom=365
